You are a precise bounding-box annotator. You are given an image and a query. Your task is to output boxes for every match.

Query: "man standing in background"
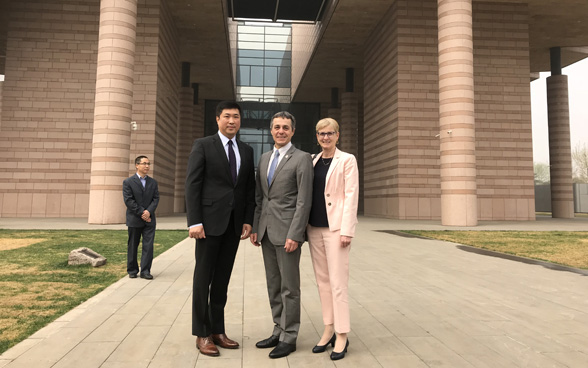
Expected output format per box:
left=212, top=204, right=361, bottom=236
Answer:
left=123, top=155, right=159, bottom=280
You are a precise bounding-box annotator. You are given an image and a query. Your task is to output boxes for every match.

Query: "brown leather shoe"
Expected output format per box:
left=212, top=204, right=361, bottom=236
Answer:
left=211, top=333, right=240, bottom=349
left=196, top=336, right=220, bottom=356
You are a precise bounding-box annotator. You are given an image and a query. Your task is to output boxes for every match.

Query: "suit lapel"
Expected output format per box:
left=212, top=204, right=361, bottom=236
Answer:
left=236, top=138, right=247, bottom=184
left=131, top=176, right=144, bottom=203
left=325, top=148, right=342, bottom=184
left=270, top=145, right=296, bottom=187
left=259, top=151, right=271, bottom=192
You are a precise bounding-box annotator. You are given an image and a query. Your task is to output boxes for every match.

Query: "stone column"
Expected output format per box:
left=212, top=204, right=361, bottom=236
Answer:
left=174, top=63, right=193, bottom=213
left=88, top=0, right=138, bottom=224
left=547, top=48, right=573, bottom=218
left=193, top=106, right=204, bottom=140
left=340, top=68, right=359, bottom=157
left=0, top=81, right=3, bottom=129
left=192, top=84, right=204, bottom=140
left=340, top=92, right=359, bottom=157
left=437, top=0, right=477, bottom=226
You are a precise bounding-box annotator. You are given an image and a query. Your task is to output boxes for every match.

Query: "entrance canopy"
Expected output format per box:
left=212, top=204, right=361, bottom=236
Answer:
left=227, top=0, right=327, bottom=22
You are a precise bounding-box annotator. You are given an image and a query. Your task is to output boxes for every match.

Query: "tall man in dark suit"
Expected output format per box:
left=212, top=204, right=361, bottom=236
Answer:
left=123, top=155, right=159, bottom=280
left=250, top=111, right=313, bottom=359
left=185, top=101, right=256, bottom=357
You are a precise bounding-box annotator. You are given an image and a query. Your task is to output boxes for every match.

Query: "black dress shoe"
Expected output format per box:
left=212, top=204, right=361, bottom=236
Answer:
left=128, top=273, right=138, bottom=279
left=256, top=335, right=279, bottom=348
left=140, top=272, right=153, bottom=280
left=269, top=342, right=296, bottom=359
left=330, top=339, right=349, bottom=361
left=312, top=333, right=336, bottom=353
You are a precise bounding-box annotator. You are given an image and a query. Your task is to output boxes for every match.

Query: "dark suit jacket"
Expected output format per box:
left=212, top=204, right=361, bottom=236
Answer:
left=185, top=133, right=256, bottom=236
left=123, top=174, right=160, bottom=228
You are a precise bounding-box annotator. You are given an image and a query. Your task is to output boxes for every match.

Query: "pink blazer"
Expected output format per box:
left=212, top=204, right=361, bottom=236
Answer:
left=312, top=148, right=359, bottom=237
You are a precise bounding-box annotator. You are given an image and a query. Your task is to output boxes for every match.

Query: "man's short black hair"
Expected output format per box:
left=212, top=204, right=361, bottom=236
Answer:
left=270, top=111, right=296, bottom=130
left=216, top=101, right=242, bottom=118
left=135, top=155, right=149, bottom=165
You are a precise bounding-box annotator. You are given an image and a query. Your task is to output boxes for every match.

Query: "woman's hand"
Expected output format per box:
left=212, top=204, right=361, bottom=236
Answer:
left=340, top=236, right=352, bottom=248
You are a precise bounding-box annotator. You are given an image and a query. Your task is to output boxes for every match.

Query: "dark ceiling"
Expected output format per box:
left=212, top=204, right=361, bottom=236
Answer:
left=227, top=0, right=327, bottom=22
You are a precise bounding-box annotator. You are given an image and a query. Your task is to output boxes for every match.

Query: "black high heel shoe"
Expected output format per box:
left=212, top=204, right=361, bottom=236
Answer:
left=330, top=338, right=349, bottom=360
left=312, top=333, right=336, bottom=353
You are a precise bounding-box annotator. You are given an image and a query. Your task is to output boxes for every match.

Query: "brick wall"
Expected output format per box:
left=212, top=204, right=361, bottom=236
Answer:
left=473, top=2, right=535, bottom=220
left=363, top=1, right=400, bottom=218
left=0, top=0, right=99, bottom=217
left=130, top=0, right=179, bottom=217
left=396, top=0, right=440, bottom=219
left=291, top=0, right=338, bottom=99
left=152, top=0, right=180, bottom=216
left=0, top=0, right=180, bottom=218
left=364, top=0, right=534, bottom=220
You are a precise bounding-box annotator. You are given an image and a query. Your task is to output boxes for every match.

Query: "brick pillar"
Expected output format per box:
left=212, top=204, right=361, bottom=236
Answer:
left=88, top=0, right=138, bottom=224
left=174, top=87, right=193, bottom=213
left=0, top=81, right=3, bottom=129
left=547, top=75, right=574, bottom=218
left=340, top=92, right=359, bottom=158
left=327, top=108, right=341, bottom=123
left=193, top=100, right=204, bottom=140
left=437, top=0, right=477, bottom=226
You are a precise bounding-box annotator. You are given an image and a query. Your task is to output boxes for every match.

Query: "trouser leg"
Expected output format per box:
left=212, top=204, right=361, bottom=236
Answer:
left=323, top=228, right=350, bottom=333
left=275, top=240, right=301, bottom=344
left=192, top=236, right=220, bottom=337
left=261, top=236, right=283, bottom=338
left=127, top=227, right=142, bottom=274
left=307, top=225, right=334, bottom=326
left=140, top=224, right=155, bottom=274
left=209, top=217, right=239, bottom=333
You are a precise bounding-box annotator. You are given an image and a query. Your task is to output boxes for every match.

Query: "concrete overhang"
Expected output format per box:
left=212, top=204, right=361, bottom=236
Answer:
left=167, top=0, right=235, bottom=100
left=288, top=0, right=588, bottom=103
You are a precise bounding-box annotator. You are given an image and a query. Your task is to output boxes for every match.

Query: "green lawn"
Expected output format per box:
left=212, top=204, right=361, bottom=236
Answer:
left=0, top=230, right=187, bottom=354
left=401, top=230, right=588, bottom=270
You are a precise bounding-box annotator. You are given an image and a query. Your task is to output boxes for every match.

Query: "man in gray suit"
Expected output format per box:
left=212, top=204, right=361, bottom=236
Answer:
left=250, top=111, right=313, bottom=359
left=123, top=155, right=159, bottom=280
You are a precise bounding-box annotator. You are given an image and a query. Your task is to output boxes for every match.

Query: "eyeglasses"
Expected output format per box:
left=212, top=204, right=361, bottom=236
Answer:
left=317, top=131, right=336, bottom=138
left=138, top=162, right=151, bottom=166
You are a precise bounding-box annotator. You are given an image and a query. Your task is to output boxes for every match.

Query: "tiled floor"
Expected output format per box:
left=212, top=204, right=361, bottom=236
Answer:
left=1, top=216, right=587, bottom=367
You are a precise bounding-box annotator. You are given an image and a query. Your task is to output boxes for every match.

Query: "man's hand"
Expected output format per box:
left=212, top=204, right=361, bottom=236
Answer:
left=340, top=235, right=352, bottom=248
left=284, top=238, right=299, bottom=253
left=250, top=233, right=260, bottom=246
left=189, top=225, right=206, bottom=239
left=241, top=224, right=252, bottom=240
left=141, top=210, right=150, bottom=221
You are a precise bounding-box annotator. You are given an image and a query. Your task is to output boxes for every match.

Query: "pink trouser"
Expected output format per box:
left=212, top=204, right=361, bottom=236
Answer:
left=307, top=224, right=350, bottom=333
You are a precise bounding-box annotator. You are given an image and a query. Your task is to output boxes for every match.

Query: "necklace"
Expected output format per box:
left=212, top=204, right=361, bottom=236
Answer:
left=320, top=157, right=333, bottom=166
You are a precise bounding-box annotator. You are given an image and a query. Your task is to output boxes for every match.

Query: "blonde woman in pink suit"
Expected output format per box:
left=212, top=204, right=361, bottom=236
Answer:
left=307, top=118, right=359, bottom=361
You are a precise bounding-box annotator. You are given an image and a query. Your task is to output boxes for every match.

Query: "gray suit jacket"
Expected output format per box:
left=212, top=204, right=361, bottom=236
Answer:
left=252, top=145, right=313, bottom=245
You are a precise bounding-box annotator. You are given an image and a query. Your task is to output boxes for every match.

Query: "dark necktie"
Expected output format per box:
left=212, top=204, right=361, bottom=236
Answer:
left=228, top=140, right=237, bottom=184
left=267, top=150, right=280, bottom=186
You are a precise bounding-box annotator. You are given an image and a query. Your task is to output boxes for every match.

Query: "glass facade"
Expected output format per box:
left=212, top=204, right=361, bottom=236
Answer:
left=236, top=23, right=292, bottom=103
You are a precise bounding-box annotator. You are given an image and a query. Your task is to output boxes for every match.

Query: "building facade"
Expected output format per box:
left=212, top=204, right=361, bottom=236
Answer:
left=0, top=0, right=586, bottom=225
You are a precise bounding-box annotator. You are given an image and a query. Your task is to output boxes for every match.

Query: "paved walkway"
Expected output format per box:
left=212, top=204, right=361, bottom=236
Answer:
left=1, top=216, right=587, bottom=367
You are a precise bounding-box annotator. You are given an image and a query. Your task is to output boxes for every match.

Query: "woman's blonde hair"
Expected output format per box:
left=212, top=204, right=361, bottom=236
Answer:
left=315, top=118, right=339, bottom=133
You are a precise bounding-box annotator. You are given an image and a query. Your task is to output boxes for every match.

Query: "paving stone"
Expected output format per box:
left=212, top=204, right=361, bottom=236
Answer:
left=3, top=216, right=588, bottom=368
left=52, top=342, right=119, bottom=368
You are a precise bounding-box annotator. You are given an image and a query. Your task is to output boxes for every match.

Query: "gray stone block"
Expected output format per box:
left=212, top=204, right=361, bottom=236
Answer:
left=68, top=247, right=107, bottom=267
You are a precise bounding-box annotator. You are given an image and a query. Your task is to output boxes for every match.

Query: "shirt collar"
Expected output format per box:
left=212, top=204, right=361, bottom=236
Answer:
left=218, top=131, right=236, bottom=147
left=136, top=173, right=147, bottom=180
left=274, top=142, right=292, bottom=156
